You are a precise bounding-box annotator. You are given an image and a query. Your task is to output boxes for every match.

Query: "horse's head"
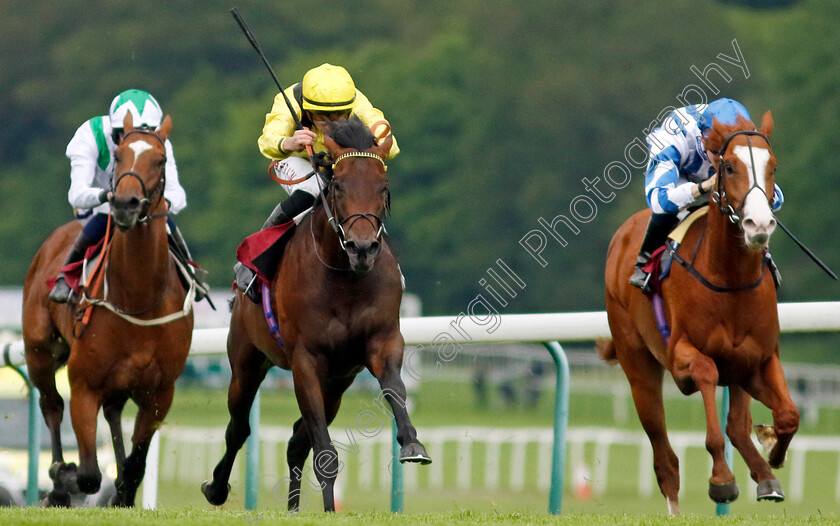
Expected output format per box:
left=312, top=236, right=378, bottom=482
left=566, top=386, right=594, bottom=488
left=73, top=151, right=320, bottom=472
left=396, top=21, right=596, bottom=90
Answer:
left=323, top=116, right=393, bottom=275
left=703, top=111, right=777, bottom=250
left=110, top=112, right=171, bottom=230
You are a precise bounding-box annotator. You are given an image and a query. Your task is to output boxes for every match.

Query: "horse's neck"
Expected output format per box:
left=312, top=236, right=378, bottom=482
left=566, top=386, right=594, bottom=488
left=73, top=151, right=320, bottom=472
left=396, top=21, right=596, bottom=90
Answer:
left=107, top=221, right=171, bottom=305
left=701, top=209, right=764, bottom=281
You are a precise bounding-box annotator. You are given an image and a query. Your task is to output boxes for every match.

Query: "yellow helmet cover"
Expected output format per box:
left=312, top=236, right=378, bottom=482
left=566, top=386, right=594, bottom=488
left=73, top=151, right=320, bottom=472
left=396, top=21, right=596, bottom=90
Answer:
left=301, top=63, right=356, bottom=112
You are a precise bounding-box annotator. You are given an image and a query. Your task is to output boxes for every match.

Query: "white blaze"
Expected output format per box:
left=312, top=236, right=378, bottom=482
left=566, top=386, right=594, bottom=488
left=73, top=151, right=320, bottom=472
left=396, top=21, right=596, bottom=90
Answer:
left=734, top=144, right=775, bottom=246
left=127, top=140, right=153, bottom=170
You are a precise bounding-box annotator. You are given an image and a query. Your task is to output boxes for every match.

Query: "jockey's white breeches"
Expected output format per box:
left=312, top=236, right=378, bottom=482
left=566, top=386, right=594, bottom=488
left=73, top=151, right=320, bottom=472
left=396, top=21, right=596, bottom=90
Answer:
left=272, top=156, right=325, bottom=197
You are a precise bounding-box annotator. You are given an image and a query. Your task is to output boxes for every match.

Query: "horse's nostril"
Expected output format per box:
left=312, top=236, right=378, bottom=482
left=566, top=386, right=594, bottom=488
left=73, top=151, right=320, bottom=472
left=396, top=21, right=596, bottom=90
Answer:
left=743, top=218, right=756, bottom=229
left=344, top=241, right=359, bottom=254
left=369, top=241, right=380, bottom=255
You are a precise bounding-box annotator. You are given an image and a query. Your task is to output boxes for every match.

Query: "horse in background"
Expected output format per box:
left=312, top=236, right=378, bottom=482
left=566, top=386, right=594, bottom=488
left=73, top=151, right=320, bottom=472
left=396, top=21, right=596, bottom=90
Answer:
left=201, top=117, right=430, bottom=513
left=22, top=113, right=193, bottom=506
left=601, top=112, right=798, bottom=514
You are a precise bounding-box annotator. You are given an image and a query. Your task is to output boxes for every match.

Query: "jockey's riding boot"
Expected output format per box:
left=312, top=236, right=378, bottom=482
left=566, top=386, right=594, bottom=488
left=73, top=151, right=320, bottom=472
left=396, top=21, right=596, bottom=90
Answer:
left=261, top=190, right=316, bottom=229
left=167, top=224, right=210, bottom=304
left=628, top=253, right=654, bottom=292
left=49, top=232, right=96, bottom=304
left=629, top=214, right=679, bottom=293
left=235, top=190, right=318, bottom=304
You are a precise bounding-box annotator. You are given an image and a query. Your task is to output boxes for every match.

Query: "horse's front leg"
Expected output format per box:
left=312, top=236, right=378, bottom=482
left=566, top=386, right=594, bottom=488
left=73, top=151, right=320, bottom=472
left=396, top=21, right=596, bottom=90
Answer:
left=290, top=349, right=340, bottom=512
left=746, top=350, right=799, bottom=469
left=27, top=347, right=74, bottom=506
left=69, top=383, right=103, bottom=497
left=111, top=386, right=176, bottom=507
left=673, top=339, right=738, bottom=504
left=726, top=385, right=784, bottom=501
left=366, top=332, right=431, bottom=465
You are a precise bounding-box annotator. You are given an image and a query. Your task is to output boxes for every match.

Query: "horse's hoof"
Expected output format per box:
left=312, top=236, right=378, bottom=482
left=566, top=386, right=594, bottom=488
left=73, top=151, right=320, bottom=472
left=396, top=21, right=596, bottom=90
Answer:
left=43, top=490, right=71, bottom=508
left=48, top=461, right=77, bottom=482
left=708, top=481, right=739, bottom=504
left=399, top=442, right=432, bottom=465
left=201, top=480, right=230, bottom=506
left=757, top=479, right=785, bottom=501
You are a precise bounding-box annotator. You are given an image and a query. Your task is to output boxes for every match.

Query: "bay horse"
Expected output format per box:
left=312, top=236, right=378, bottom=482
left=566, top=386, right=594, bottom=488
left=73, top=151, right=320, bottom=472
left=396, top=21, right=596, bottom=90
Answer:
left=22, top=113, right=194, bottom=506
left=201, top=117, right=431, bottom=512
left=602, top=112, right=798, bottom=514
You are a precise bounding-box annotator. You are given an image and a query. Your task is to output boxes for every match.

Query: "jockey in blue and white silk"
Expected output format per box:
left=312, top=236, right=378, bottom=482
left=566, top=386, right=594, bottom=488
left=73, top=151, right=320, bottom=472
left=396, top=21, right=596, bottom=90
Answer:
left=644, top=100, right=783, bottom=216
left=629, top=98, right=783, bottom=293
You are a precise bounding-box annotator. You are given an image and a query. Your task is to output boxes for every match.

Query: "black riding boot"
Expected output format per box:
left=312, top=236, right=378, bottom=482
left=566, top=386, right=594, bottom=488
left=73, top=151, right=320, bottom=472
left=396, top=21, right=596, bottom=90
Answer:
left=167, top=224, right=211, bottom=305
left=629, top=213, right=680, bottom=293
left=236, top=190, right=316, bottom=303
left=49, top=232, right=97, bottom=303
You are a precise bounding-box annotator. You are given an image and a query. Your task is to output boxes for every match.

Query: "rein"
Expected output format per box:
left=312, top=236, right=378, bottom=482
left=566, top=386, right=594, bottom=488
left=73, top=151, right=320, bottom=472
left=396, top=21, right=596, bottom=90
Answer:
left=667, top=233, right=768, bottom=293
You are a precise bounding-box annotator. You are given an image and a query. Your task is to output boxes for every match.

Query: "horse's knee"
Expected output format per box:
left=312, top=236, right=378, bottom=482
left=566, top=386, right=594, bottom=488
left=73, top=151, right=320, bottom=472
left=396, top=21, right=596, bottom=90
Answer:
left=774, top=405, right=799, bottom=435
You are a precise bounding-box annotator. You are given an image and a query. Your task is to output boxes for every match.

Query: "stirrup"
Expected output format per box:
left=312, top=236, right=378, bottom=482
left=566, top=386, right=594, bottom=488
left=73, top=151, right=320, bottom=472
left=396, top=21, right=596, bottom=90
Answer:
left=234, top=262, right=260, bottom=304
left=629, top=267, right=652, bottom=292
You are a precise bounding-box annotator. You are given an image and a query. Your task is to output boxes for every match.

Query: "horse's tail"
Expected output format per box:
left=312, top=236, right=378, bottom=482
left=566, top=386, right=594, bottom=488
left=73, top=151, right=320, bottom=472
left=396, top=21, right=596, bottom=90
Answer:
left=595, top=338, right=618, bottom=364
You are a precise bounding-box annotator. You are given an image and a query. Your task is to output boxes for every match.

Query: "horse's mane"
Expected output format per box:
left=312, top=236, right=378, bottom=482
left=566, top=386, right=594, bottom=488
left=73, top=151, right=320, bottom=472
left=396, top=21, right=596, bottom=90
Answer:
left=328, top=116, right=376, bottom=151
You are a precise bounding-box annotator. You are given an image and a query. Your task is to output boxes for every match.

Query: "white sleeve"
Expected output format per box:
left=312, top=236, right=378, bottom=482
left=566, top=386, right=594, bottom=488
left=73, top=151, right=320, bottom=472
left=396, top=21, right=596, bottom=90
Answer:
left=162, top=140, right=187, bottom=214
left=66, top=122, right=107, bottom=210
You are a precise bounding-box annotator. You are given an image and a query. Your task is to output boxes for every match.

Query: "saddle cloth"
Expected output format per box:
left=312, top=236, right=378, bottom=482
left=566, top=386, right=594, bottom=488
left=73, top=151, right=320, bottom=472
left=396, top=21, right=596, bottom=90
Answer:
left=235, top=221, right=296, bottom=285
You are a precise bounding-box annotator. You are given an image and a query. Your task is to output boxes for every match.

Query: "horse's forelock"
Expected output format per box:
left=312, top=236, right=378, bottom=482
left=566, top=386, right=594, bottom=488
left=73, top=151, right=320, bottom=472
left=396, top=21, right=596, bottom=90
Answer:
left=329, top=116, right=376, bottom=151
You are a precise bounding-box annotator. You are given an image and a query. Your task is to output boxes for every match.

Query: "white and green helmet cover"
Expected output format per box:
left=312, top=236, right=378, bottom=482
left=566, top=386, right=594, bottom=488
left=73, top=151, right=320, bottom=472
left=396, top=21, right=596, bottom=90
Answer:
left=109, top=89, right=163, bottom=130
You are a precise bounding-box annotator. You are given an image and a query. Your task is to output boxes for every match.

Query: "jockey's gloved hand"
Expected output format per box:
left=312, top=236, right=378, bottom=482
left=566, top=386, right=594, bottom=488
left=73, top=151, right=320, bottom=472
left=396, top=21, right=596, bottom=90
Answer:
left=692, top=176, right=717, bottom=199
left=98, top=189, right=113, bottom=204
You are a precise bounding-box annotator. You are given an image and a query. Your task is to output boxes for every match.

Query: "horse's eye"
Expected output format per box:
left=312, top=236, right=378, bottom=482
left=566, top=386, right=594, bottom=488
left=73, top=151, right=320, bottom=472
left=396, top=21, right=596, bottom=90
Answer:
left=724, top=162, right=734, bottom=175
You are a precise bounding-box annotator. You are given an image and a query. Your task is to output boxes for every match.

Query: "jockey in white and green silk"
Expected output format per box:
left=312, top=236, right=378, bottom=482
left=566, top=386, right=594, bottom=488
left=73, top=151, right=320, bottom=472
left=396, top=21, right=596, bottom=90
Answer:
left=629, top=98, right=784, bottom=292
left=50, top=89, right=208, bottom=303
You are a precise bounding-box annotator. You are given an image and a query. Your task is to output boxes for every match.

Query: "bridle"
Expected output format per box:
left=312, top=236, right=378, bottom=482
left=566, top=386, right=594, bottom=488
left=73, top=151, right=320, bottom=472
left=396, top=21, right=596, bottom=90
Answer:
left=111, top=128, right=168, bottom=223
left=711, top=130, right=774, bottom=226
left=321, top=150, right=390, bottom=252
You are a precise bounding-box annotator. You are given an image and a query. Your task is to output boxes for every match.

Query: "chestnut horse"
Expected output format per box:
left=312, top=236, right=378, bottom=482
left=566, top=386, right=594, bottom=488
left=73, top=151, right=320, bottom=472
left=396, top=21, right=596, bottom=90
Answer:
left=602, top=112, right=798, bottom=514
left=201, top=117, right=430, bottom=512
left=22, top=113, right=193, bottom=506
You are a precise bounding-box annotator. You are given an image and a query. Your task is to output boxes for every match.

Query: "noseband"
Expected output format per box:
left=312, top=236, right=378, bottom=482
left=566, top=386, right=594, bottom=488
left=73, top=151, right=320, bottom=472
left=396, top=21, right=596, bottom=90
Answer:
left=712, top=130, right=773, bottom=226
left=111, top=129, right=167, bottom=223
left=323, top=151, right=389, bottom=252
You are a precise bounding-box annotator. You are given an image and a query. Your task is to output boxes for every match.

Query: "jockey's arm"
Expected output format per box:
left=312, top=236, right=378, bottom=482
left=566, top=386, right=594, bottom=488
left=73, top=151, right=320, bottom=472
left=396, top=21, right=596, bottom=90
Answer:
left=66, top=122, right=109, bottom=210
left=644, top=144, right=696, bottom=215
left=258, top=85, right=301, bottom=160
left=162, top=140, right=187, bottom=215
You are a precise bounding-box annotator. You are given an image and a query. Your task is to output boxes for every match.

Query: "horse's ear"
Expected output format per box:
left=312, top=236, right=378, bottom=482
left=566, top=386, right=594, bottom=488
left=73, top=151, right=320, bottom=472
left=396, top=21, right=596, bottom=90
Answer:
left=123, top=111, right=135, bottom=132
left=702, top=116, right=725, bottom=153
left=759, top=111, right=774, bottom=139
left=373, top=134, right=393, bottom=160
left=157, top=115, right=172, bottom=142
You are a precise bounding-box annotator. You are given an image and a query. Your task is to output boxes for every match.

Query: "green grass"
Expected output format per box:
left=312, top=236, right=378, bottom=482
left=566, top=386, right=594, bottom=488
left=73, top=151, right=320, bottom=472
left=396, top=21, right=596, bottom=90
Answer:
left=0, top=508, right=838, bottom=526
left=131, top=375, right=840, bottom=518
